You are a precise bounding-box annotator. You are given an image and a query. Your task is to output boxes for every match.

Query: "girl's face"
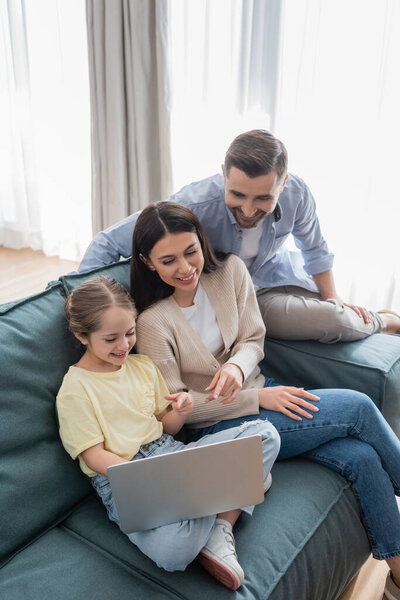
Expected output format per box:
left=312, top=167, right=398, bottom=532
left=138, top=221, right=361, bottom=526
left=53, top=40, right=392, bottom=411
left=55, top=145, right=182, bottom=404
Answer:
left=78, top=305, right=136, bottom=371
left=145, top=231, right=205, bottom=306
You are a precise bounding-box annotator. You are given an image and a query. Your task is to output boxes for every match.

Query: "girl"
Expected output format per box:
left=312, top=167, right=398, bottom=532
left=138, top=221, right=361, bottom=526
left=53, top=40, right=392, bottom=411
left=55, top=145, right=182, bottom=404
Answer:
left=131, top=201, right=400, bottom=599
left=56, top=276, right=280, bottom=591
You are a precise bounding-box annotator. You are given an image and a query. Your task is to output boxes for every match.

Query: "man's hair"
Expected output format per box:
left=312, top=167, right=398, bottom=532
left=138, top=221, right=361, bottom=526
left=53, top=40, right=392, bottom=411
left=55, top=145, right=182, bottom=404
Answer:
left=130, top=201, right=221, bottom=314
left=224, top=129, right=288, bottom=180
left=65, top=276, right=136, bottom=337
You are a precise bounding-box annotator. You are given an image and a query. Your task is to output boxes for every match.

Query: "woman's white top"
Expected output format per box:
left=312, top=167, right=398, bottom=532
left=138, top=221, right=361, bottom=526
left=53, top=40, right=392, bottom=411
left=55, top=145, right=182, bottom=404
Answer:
left=179, top=282, right=224, bottom=356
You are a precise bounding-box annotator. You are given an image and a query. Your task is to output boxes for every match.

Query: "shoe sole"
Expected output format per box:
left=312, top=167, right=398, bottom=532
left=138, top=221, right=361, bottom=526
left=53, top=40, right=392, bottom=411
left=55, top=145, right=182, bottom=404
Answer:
left=264, top=473, right=272, bottom=493
left=197, top=552, right=242, bottom=590
left=385, top=572, right=400, bottom=600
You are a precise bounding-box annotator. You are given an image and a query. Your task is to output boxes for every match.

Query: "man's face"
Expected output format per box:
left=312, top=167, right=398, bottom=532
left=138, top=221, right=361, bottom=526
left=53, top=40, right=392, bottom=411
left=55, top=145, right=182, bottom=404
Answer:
left=223, top=166, right=288, bottom=229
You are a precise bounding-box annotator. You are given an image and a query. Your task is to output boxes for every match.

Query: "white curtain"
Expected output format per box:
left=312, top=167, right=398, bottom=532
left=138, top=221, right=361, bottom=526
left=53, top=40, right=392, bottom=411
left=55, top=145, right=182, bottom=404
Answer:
left=0, top=0, right=91, bottom=261
left=169, top=0, right=400, bottom=312
left=275, top=0, right=400, bottom=311
left=168, top=0, right=282, bottom=190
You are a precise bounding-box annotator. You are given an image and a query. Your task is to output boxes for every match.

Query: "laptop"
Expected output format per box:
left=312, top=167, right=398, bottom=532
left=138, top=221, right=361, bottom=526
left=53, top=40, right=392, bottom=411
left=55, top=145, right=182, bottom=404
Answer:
left=107, top=434, right=265, bottom=533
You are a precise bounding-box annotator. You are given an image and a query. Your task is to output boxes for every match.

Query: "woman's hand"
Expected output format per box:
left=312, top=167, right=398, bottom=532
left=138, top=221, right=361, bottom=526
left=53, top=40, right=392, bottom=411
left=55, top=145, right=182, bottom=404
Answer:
left=258, top=386, right=320, bottom=421
left=205, top=363, right=244, bottom=404
left=164, top=392, right=193, bottom=417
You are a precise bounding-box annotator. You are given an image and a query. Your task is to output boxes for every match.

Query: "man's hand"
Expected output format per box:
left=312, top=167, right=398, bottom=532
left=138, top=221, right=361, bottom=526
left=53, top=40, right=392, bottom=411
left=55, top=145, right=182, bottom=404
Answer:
left=258, top=386, right=320, bottom=421
left=343, top=302, right=371, bottom=324
left=205, top=363, right=244, bottom=404
left=313, top=269, right=371, bottom=324
left=164, top=392, right=193, bottom=416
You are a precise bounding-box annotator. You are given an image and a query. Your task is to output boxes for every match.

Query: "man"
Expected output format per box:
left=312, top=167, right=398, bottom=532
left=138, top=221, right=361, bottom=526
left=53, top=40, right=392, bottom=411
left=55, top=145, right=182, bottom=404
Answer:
left=79, top=129, right=400, bottom=342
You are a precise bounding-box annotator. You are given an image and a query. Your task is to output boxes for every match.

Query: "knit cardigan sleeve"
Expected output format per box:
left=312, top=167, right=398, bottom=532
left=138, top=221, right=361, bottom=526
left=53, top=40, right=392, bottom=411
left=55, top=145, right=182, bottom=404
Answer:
left=136, top=306, right=260, bottom=426
left=221, top=255, right=266, bottom=380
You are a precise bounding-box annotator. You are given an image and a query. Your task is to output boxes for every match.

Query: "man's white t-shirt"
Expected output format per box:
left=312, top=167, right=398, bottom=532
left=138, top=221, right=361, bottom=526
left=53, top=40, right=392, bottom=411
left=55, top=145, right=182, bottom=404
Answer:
left=239, top=217, right=265, bottom=291
left=239, top=217, right=265, bottom=269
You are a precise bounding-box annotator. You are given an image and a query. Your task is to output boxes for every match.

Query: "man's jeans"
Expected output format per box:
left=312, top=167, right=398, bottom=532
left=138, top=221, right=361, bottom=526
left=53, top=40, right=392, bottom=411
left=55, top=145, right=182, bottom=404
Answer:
left=188, top=383, right=400, bottom=560
left=91, top=419, right=280, bottom=572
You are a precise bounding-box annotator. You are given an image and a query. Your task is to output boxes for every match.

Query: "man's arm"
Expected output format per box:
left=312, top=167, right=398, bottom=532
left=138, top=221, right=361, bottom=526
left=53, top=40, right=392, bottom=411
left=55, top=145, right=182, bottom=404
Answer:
left=291, top=181, right=334, bottom=277
left=78, top=174, right=225, bottom=273
left=78, top=213, right=139, bottom=273
left=312, top=269, right=337, bottom=300
left=292, top=181, right=370, bottom=324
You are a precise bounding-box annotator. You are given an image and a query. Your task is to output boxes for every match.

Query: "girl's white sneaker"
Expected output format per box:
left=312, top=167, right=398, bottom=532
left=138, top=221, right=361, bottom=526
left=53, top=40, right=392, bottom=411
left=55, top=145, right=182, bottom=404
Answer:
left=198, top=524, right=244, bottom=590
left=385, top=572, right=400, bottom=600
left=264, top=472, right=272, bottom=493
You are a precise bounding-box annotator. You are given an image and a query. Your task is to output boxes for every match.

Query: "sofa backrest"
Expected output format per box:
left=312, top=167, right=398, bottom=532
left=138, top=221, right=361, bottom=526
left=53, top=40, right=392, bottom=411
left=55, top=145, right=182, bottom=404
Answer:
left=0, top=260, right=131, bottom=566
left=58, top=258, right=131, bottom=296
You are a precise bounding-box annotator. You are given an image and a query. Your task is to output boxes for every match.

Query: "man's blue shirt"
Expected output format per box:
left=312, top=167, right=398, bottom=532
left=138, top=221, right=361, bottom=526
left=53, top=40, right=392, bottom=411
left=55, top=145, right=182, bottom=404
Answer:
left=78, top=173, right=334, bottom=292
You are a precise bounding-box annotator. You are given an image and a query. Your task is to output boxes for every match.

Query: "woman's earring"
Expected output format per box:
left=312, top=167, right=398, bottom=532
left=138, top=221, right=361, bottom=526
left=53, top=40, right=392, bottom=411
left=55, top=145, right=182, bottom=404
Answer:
left=139, top=253, right=155, bottom=271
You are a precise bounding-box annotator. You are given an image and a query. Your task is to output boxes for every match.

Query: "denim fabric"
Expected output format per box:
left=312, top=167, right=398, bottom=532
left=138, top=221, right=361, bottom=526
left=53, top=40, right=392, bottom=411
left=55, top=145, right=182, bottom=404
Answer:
left=78, top=173, right=333, bottom=292
left=187, top=382, right=400, bottom=560
left=91, top=419, right=280, bottom=572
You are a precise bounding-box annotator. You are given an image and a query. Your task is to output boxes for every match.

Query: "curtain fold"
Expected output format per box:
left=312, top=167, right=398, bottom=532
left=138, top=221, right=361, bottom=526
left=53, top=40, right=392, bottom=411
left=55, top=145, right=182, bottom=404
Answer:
left=0, top=0, right=91, bottom=260
left=168, top=0, right=282, bottom=191
left=275, top=0, right=400, bottom=311
left=86, top=0, right=172, bottom=235
left=237, top=0, right=282, bottom=129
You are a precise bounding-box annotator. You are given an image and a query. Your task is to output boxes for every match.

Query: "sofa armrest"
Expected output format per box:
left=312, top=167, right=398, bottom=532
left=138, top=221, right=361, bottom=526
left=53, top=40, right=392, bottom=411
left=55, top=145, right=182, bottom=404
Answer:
left=261, top=333, right=400, bottom=437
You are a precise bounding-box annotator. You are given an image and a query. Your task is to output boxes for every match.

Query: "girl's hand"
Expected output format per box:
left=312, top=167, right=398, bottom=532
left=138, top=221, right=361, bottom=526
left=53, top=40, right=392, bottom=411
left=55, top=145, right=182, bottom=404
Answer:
left=258, top=386, right=320, bottom=421
left=164, top=392, right=193, bottom=416
left=205, top=363, right=244, bottom=404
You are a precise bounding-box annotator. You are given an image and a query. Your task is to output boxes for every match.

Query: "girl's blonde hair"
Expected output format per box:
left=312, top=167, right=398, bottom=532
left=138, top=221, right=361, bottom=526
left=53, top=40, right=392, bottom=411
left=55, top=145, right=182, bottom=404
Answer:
left=64, top=276, right=136, bottom=336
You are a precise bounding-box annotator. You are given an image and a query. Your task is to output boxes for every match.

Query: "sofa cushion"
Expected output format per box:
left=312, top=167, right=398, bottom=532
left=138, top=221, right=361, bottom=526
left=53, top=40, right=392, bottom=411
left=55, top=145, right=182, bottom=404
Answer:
left=0, top=526, right=178, bottom=600
left=0, top=285, right=92, bottom=566
left=58, top=258, right=131, bottom=295
left=263, top=334, right=400, bottom=436
left=61, top=459, right=369, bottom=600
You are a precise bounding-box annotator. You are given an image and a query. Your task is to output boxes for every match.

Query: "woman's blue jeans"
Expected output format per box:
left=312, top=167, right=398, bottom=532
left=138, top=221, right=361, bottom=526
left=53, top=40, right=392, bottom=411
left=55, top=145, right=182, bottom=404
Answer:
left=187, top=383, right=400, bottom=560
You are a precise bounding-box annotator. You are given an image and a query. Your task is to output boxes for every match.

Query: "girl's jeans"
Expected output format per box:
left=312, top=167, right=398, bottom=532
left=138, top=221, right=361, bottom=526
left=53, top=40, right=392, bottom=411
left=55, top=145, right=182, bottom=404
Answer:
left=91, top=419, right=280, bottom=572
left=187, top=381, right=400, bottom=560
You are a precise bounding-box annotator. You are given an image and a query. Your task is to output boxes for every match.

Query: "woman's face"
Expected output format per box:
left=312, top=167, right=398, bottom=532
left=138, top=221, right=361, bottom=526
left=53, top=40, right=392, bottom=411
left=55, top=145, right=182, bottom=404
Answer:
left=145, top=231, right=205, bottom=305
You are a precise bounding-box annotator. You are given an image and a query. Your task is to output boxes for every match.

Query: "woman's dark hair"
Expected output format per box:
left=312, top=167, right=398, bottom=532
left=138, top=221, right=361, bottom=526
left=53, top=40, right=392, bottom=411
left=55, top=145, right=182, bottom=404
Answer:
left=131, top=201, right=221, bottom=313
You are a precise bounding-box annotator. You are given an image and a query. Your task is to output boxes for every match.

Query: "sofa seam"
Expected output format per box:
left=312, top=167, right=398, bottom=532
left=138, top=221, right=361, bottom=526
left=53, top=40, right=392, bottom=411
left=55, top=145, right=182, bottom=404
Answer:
left=263, top=481, right=354, bottom=598
left=0, top=282, right=66, bottom=314
left=0, top=493, right=94, bottom=570
left=58, top=524, right=191, bottom=600
left=265, top=338, right=400, bottom=373
left=57, top=258, right=131, bottom=297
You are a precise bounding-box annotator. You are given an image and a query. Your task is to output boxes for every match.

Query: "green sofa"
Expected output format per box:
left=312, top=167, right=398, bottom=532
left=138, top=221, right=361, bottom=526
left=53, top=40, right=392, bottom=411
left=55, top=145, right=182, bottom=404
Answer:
left=1, top=258, right=400, bottom=600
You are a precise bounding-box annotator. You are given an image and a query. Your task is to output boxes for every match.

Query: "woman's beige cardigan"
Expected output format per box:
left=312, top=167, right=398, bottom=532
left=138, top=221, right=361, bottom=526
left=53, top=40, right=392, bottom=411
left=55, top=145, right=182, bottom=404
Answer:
left=136, top=254, right=266, bottom=428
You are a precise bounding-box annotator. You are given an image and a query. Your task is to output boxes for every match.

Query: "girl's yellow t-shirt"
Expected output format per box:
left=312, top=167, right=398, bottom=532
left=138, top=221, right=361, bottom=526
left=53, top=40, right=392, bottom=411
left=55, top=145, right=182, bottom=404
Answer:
left=56, top=354, right=170, bottom=477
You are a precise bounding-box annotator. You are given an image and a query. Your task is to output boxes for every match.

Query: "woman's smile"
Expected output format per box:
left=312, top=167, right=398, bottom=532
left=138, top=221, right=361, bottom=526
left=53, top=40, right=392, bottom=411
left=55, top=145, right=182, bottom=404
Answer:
left=176, top=271, right=196, bottom=283
left=147, top=231, right=205, bottom=306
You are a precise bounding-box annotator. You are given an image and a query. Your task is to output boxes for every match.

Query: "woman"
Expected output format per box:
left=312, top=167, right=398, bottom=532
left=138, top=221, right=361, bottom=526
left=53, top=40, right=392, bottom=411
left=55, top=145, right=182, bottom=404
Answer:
left=131, top=201, right=400, bottom=598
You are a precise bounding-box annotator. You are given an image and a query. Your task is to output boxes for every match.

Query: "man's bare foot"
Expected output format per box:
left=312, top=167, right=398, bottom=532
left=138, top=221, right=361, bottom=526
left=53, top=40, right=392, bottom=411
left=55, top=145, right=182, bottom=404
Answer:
left=378, top=310, right=400, bottom=334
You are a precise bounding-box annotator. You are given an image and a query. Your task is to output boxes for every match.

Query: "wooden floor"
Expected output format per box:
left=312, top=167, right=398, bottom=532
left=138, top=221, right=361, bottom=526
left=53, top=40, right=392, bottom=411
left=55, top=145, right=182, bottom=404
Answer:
left=0, top=246, right=79, bottom=304
left=0, top=246, right=392, bottom=600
